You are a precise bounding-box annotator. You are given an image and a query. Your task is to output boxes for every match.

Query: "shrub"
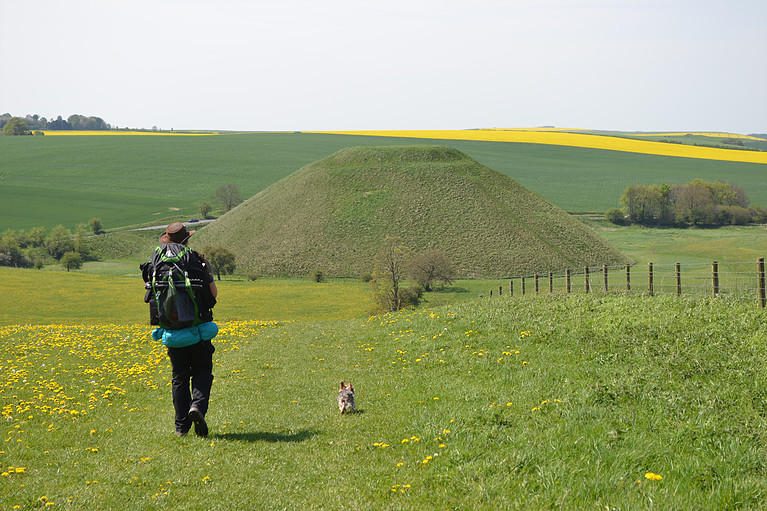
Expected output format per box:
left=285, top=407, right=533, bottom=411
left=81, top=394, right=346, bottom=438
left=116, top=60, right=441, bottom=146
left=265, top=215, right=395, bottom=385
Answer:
left=605, top=208, right=625, bottom=225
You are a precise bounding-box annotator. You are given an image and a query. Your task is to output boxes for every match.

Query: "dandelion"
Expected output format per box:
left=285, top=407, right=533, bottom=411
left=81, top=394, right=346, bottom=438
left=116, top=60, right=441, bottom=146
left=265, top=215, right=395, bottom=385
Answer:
left=645, top=472, right=663, bottom=481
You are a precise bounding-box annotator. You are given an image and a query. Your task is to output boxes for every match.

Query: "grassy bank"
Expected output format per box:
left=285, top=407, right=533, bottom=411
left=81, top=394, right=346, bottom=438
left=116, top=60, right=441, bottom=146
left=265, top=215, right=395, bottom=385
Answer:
left=2, top=294, right=766, bottom=509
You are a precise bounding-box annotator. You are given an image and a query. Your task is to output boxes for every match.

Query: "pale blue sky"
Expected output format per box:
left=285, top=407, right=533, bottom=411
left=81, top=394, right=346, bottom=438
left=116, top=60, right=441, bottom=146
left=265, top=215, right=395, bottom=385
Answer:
left=2, top=0, right=764, bottom=133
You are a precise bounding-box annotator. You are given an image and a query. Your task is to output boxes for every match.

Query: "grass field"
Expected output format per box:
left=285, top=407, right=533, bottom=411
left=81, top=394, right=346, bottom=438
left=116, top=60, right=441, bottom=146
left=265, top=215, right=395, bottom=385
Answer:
left=2, top=292, right=766, bottom=509
left=3, top=132, right=766, bottom=232
left=3, top=218, right=767, bottom=508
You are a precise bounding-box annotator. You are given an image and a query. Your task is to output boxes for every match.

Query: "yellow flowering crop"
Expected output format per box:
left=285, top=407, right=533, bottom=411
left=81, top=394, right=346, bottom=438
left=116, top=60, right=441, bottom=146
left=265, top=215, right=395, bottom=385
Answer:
left=311, top=129, right=767, bottom=165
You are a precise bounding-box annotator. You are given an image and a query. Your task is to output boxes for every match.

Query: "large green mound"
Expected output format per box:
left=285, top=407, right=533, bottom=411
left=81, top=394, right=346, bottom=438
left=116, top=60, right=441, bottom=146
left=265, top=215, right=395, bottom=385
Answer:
left=193, top=145, right=629, bottom=277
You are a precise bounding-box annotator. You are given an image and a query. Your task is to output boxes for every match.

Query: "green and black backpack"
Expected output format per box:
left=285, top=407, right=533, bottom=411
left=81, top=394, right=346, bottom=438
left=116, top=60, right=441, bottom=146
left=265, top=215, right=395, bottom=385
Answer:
left=140, top=243, right=214, bottom=330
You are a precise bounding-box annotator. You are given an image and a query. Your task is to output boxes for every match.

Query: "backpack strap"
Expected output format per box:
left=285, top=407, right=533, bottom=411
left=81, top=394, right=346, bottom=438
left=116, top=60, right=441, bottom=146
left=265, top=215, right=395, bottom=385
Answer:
left=155, top=245, right=192, bottom=263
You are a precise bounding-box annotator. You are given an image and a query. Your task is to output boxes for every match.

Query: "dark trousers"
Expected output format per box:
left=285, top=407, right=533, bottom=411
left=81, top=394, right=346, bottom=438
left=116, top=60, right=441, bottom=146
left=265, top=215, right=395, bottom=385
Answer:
left=167, top=339, right=215, bottom=434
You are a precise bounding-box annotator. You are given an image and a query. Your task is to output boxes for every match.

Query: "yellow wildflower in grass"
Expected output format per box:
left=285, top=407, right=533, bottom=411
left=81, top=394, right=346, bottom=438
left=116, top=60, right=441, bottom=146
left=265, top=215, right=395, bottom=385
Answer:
left=645, top=472, right=663, bottom=481
left=312, top=129, right=767, bottom=165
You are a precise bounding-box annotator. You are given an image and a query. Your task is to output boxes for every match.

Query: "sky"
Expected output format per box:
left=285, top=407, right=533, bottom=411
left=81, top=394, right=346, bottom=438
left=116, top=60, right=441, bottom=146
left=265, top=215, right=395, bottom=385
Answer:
left=2, top=0, right=765, bottom=133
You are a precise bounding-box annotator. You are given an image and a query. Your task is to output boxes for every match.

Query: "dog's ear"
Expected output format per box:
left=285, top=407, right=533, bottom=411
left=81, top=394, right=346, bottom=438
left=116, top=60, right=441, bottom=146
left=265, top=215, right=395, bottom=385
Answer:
left=349, top=382, right=354, bottom=391
left=340, top=380, right=345, bottom=390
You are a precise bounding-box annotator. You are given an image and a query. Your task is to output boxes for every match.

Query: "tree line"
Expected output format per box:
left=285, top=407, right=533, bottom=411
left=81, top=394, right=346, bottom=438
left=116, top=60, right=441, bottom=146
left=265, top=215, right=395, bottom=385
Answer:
left=1, top=113, right=111, bottom=134
left=607, top=179, right=767, bottom=227
left=0, top=219, right=103, bottom=270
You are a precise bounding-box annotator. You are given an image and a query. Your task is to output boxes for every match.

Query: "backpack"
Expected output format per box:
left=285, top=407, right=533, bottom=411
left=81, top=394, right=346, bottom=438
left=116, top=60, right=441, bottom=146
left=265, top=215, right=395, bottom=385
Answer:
left=140, top=243, right=215, bottom=330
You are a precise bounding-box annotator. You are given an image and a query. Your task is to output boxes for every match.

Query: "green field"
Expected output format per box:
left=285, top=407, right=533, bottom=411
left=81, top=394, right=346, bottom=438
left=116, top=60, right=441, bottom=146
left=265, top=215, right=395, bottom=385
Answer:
left=3, top=133, right=765, bottom=231
left=3, top=291, right=766, bottom=509
left=4, top=132, right=767, bottom=509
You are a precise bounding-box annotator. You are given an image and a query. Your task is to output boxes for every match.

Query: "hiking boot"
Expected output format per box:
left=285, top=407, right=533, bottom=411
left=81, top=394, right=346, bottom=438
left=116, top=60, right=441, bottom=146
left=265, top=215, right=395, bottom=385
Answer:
left=188, top=407, right=208, bottom=437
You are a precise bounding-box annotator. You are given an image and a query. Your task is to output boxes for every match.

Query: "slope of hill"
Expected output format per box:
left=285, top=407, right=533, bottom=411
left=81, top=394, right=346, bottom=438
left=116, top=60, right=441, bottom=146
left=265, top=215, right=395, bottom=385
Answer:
left=192, top=145, right=629, bottom=278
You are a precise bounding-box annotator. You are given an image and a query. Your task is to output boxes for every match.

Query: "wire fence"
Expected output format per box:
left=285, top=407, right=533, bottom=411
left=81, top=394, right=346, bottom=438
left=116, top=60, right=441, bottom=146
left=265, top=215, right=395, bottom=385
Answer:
left=487, top=258, right=767, bottom=308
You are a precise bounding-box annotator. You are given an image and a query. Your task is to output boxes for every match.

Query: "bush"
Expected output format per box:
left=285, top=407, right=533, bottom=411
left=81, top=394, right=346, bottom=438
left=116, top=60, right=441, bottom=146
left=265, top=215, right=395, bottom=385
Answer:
left=605, top=208, right=626, bottom=225
left=311, top=269, right=325, bottom=283
left=400, top=285, right=424, bottom=307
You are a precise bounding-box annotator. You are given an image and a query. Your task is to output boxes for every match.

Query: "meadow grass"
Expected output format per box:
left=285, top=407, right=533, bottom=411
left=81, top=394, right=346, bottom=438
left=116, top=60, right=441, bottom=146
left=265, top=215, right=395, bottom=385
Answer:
left=3, top=133, right=766, bottom=231
left=2, top=293, right=766, bottom=509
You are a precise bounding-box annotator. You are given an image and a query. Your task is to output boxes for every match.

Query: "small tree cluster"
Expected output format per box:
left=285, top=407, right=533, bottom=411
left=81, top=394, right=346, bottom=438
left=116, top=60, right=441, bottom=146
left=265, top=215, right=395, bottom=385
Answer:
left=201, top=246, right=236, bottom=280
left=409, top=249, right=455, bottom=291
left=613, top=179, right=764, bottom=227
left=0, top=113, right=111, bottom=131
left=370, top=239, right=455, bottom=312
left=2, top=117, right=31, bottom=136
left=1, top=221, right=98, bottom=270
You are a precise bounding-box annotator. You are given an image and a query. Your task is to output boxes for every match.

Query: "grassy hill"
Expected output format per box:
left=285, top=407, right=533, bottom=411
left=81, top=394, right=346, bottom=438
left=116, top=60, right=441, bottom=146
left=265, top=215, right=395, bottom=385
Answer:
left=2, top=132, right=766, bottom=232
left=192, top=145, right=629, bottom=278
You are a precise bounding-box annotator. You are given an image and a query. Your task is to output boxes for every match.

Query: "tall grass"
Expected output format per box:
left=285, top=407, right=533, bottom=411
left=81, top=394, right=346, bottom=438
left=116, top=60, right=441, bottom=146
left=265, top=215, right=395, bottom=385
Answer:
left=2, top=293, right=766, bottom=509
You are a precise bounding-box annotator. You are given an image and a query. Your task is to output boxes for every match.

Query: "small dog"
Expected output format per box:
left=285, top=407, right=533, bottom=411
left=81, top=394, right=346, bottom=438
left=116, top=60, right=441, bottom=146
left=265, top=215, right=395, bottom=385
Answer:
left=337, top=381, right=355, bottom=414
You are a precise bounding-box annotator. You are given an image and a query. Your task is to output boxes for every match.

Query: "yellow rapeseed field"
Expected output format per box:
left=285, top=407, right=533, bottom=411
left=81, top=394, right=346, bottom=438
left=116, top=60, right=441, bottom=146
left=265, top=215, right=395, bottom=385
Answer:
left=313, top=129, right=767, bottom=165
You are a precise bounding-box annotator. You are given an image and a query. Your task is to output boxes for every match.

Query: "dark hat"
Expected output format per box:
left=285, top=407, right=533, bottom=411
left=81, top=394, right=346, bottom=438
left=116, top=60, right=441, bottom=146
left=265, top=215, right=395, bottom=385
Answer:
left=161, top=222, right=195, bottom=244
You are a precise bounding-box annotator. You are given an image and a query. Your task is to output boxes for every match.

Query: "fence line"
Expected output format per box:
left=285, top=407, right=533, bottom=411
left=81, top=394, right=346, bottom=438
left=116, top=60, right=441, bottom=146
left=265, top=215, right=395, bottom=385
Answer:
left=490, top=258, right=767, bottom=308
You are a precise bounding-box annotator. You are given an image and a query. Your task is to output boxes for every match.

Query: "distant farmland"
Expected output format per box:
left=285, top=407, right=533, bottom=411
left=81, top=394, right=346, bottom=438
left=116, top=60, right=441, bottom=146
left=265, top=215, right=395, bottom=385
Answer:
left=1, top=130, right=765, bottom=231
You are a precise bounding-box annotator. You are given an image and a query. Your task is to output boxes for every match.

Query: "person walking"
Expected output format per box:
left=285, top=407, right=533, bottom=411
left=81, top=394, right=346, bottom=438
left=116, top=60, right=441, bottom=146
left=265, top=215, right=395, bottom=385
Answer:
left=142, top=222, right=218, bottom=437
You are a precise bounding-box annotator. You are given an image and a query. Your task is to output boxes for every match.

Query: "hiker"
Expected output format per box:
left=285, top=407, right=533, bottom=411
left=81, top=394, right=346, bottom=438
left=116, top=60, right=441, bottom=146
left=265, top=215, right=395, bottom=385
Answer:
left=140, top=222, right=218, bottom=437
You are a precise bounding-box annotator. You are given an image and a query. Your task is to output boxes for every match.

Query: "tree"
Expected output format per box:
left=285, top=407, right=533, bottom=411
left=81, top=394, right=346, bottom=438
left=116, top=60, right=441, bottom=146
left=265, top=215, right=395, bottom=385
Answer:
left=216, top=184, right=243, bottom=212
left=2, top=117, right=30, bottom=136
left=61, top=251, right=83, bottom=271
left=74, top=224, right=89, bottom=256
left=202, top=246, right=236, bottom=280
left=0, top=229, right=28, bottom=267
left=89, top=217, right=103, bottom=235
left=371, top=237, right=412, bottom=311
left=46, top=225, right=74, bottom=260
left=199, top=202, right=213, bottom=218
left=410, top=249, right=455, bottom=291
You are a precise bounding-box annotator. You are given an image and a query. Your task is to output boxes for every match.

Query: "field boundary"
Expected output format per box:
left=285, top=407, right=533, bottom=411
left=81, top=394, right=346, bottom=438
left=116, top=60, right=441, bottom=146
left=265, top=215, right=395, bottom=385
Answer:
left=489, top=258, right=767, bottom=307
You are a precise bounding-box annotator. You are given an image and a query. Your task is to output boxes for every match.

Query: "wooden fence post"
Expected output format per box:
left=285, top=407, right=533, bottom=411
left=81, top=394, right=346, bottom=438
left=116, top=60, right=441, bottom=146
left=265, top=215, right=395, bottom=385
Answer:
left=603, top=265, right=608, bottom=293
left=534, top=274, right=539, bottom=294
left=712, top=261, right=719, bottom=297
left=648, top=262, right=654, bottom=297
left=759, top=258, right=765, bottom=308
left=584, top=267, right=591, bottom=293
left=549, top=272, right=554, bottom=293
left=566, top=269, right=571, bottom=294
left=675, top=262, right=681, bottom=297
left=626, top=264, right=631, bottom=293
left=521, top=276, right=526, bottom=296
left=510, top=280, right=514, bottom=296
left=499, top=285, right=502, bottom=296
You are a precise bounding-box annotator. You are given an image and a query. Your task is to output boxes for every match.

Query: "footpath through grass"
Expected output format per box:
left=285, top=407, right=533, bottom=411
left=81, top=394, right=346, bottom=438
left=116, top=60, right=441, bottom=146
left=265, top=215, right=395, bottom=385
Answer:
left=2, top=293, right=766, bottom=509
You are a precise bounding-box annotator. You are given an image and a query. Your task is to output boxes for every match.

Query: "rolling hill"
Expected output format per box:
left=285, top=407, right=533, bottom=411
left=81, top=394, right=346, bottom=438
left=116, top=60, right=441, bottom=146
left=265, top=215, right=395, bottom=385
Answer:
left=192, top=145, right=629, bottom=278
